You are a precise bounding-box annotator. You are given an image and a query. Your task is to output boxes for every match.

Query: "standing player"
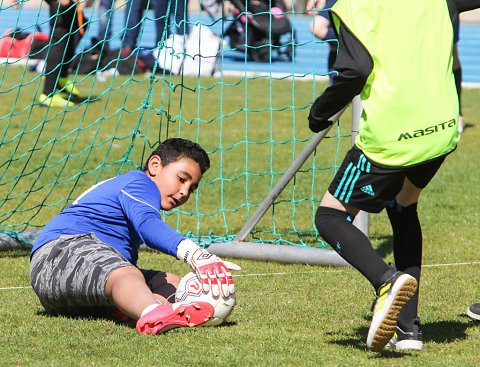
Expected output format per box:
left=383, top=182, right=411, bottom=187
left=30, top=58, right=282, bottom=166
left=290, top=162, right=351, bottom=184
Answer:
left=40, top=0, right=86, bottom=108
left=30, top=138, right=240, bottom=334
left=308, top=0, right=480, bottom=352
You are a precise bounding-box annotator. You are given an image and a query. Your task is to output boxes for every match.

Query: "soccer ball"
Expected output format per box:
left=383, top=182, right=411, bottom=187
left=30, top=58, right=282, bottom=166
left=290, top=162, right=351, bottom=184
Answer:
left=175, top=271, right=236, bottom=327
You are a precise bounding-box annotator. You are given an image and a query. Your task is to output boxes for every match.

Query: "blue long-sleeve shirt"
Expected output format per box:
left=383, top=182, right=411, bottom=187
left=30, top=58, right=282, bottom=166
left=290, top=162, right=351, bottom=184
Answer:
left=31, top=170, right=185, bottom=265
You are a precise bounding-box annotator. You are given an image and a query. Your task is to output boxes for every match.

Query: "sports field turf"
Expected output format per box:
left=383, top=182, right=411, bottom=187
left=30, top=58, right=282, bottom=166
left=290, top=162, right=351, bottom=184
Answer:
left=1, top=67, right=479, bottom=366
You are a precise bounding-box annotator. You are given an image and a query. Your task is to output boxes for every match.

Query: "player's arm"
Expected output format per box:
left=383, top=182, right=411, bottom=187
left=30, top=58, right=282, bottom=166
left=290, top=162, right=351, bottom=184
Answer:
left=119, top=187, right=185, bottom=256
left=308, top=18, right=373, bottom=132
left=135, top=210, right=241, bottom=298
left=119, top=181, right=241, bottom=298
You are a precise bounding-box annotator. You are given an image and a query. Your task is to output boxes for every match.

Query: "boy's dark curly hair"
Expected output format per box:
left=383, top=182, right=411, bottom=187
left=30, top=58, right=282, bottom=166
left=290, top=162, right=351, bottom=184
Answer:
left=143, top=138, right=210, bottom=174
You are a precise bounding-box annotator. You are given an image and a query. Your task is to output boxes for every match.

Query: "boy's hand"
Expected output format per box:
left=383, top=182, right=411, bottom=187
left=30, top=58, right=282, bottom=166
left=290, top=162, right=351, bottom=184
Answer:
left=309, top=115, right=332, bottom=133
left=177, top=239, right=242, bottom=298
left=190, top=248, right=234, bottom=297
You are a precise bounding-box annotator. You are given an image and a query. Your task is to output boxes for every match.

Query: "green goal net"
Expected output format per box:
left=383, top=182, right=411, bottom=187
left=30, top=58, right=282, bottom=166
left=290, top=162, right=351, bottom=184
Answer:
left=0, top=0, right=350, bottom=253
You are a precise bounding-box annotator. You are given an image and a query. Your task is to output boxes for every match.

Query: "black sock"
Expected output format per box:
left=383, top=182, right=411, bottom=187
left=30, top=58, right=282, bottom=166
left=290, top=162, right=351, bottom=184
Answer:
left=315, top=206, right=391, bottom=290
left=387, top=201, right=422, bottom=331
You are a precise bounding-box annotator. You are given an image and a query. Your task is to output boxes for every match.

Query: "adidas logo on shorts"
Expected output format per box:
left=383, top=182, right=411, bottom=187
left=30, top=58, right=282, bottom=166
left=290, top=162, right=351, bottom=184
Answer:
left=361, top=184, right=375, bottom=196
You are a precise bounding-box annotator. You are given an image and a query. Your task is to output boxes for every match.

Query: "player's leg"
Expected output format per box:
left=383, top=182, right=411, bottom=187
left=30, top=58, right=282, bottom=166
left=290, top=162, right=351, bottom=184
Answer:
left=106, top=266, right=163, bottom=318
left=106, top=264, right=213, bottom=335
left=386, top=179, right=423, bottom=350
left=140, top=269, right=181, bottom=304
left=316, top=192, right=392, bottom=289
left=152, top=0, right=168, bottom=46
left=30, top=233, right=213, bottom=334
left=316, top=193, right=417, bottom=352
left=57, top=29, right=83, bottom=100
left=123, top=0, right=145, bottom=50
left=173, top=0, right=190, bottom=36
left=97, top=0, right=115, bottom=44
left=41, top=4, right=78, bottom=107
left=315, top=146, right=417, bottom=351
left=387, top=156, right=446, bottom=350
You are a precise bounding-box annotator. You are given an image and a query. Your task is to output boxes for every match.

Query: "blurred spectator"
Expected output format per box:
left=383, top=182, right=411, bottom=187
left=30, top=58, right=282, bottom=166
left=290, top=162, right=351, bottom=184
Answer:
left=40, top=0, right=86, bottom=108
left=94, top=0, right=116, bottom=48
left=306, top=0, right=337, bottom=85
left=123, top=0, right=190, bottom=51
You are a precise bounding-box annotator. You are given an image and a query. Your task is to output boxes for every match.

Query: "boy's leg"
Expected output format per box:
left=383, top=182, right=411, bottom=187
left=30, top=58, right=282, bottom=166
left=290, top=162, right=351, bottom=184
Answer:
left=43, top=26, right=70, bottom=97
left=105, top=268, right=214, bottom=335
left=315, top=147, right=419, bottom=351
left=30, top=234, right=213, bottom=334
left=106, top=266, right=164, bottom=318
left=173, top=0, right=189, bottom=36
left=316, top=193, right=417, bottom=352
left=141, top=269, right=181, bottom=304
left=316, top=192, right=392, bottom=290
left=387, top=178, right=423, bottom=333
left=30, top=233, right=132, bottom=315
left=106, top=267, right=181, bottom=317
left=43, top=3, right=77, bottom=96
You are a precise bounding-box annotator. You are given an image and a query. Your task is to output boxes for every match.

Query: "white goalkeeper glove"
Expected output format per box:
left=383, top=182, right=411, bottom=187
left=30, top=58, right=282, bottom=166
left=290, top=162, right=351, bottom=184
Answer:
left=177, top=239, right=241, bottom=298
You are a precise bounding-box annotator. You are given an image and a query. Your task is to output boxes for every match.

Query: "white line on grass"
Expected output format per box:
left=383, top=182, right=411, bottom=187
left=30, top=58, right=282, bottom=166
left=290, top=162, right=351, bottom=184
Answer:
left=1, top=261, right=480, bottom=290
left=423, top=261, right=480, bottom=267
left=234, top=269, right=345, bottom=277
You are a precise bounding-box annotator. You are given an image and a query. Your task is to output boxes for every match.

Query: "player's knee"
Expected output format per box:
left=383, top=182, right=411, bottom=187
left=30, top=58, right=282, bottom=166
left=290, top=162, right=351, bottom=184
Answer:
left=148, top=272, right=181, bottom=303
left=386, top=200, right=418, bottom=219
left=315, top=206, right=352, bottom=237
left=164, top=272, right=181, bottom=290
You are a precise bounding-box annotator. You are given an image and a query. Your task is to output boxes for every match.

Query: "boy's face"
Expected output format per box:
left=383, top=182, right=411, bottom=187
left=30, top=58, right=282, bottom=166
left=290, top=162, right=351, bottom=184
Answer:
left=147, top=155, right=203, bottom=211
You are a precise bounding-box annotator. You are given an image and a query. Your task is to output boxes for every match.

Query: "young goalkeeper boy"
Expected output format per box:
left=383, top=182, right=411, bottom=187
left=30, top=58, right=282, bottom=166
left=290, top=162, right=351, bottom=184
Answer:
left=30, top=138, right=240, bottom=335
left=308, top=0, right=480, bottom=352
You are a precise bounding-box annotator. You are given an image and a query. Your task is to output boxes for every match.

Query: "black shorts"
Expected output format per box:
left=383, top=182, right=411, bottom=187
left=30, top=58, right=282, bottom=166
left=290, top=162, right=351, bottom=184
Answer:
left=328, top=146, right=447, bottom=213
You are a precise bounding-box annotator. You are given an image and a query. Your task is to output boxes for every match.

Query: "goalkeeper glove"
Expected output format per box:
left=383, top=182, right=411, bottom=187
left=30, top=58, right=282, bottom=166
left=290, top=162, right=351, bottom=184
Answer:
left=177, top=239, right=241, bottom=298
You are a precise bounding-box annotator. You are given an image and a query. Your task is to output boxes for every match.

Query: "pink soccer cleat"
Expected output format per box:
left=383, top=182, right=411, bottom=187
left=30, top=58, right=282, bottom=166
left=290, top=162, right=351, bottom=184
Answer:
left=136, top=301, right=214, bottom=335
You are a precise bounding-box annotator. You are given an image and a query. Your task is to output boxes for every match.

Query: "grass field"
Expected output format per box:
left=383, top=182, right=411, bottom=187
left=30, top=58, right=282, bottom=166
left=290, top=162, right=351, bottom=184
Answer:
left=1, top=65, right=480, bottom=366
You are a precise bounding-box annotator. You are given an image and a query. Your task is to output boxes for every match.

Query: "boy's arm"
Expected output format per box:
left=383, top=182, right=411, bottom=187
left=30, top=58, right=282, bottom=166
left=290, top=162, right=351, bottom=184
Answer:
left=308, top=18, right=373, bottom=132
left=119, top=180, right=240, bottom=298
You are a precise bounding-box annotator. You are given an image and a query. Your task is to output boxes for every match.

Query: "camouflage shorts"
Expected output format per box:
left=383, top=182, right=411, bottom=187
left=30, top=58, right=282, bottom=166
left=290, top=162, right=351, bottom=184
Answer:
left=30, top=233, right=132, bottom=316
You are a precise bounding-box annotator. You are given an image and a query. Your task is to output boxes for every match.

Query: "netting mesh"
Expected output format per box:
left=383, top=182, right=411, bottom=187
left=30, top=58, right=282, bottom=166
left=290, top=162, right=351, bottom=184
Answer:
left=0, top=0, right=348, bottom=248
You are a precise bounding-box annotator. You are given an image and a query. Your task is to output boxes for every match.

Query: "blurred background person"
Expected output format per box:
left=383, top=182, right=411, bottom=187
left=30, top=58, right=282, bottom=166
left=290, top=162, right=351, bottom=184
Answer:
left=40, top=0, right=86, bottom=108
left=305, top=0, right=337, bottom=85
left=93, top=0, right=116, bottom=49
left=122, top=0, right=190, bottom=53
